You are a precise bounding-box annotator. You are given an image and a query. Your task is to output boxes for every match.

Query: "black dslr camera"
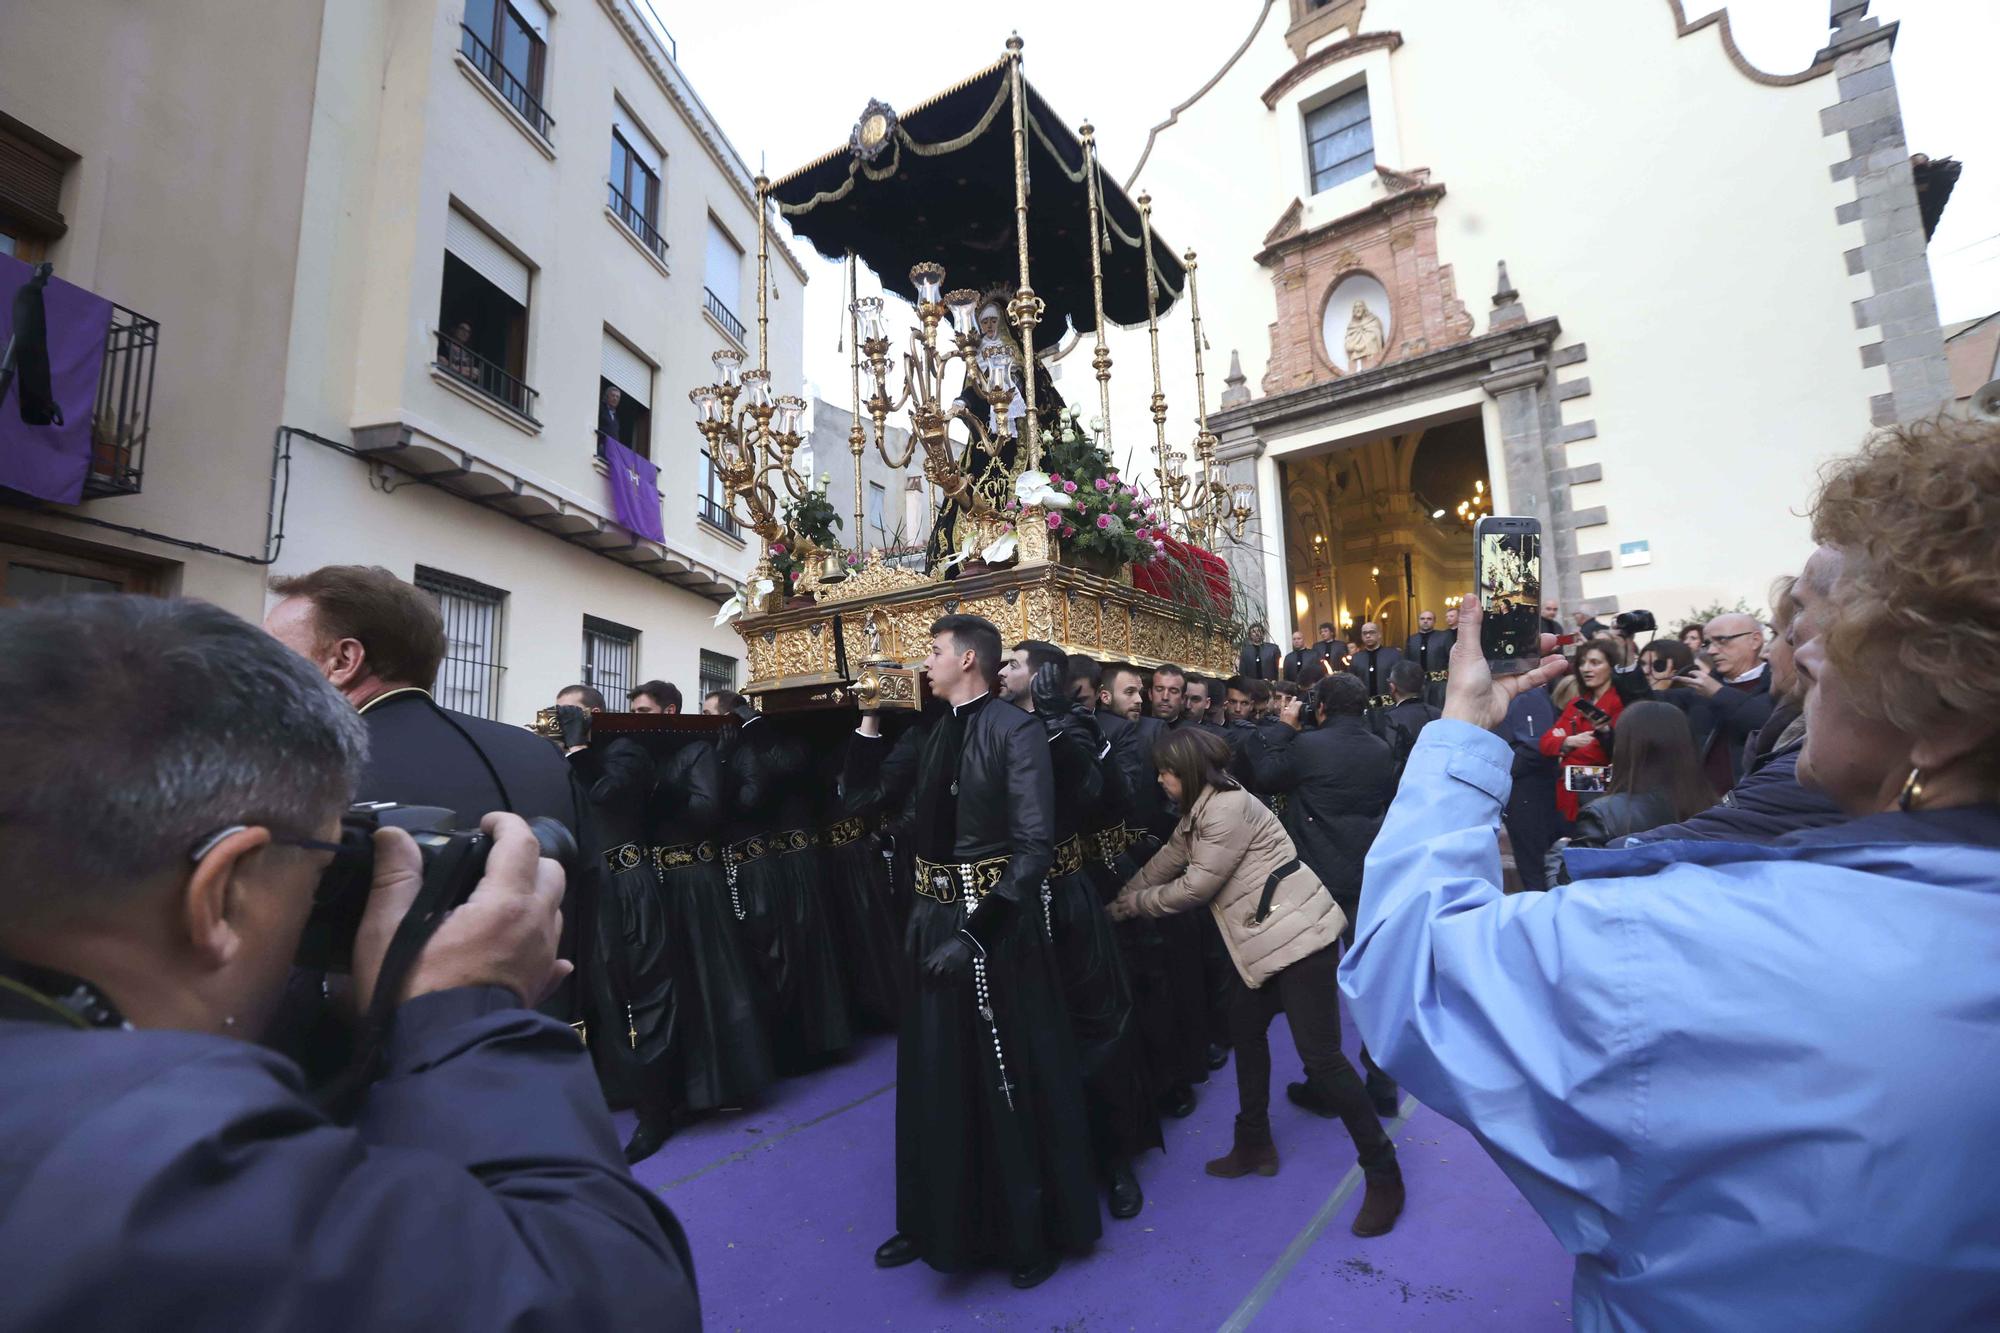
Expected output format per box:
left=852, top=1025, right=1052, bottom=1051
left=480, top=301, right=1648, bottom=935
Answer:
left=1614, top=609, right=1657, bottom=637
left=299, top=802, right=578, bottom=973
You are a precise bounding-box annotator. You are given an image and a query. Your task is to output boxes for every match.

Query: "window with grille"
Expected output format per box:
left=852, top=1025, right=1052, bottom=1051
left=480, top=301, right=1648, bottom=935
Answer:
left=1304, top=84, right=1374, bottom=194
left=582, top=615, right=638, bottom=700
left=698, top=649, right=737, bottom=702
left=415, top=567, right=507, bottom=719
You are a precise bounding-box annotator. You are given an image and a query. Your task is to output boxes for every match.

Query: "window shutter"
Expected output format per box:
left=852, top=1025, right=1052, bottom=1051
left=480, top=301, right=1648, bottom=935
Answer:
left=509, top=0, right=552, bottom=40
left=705, top=218, right=742, bottom=312
left=600, top=332, right=653, bottom=407
left=612, top=104, right=663, bottom=174
left=445, top=208, right=530, bottom=305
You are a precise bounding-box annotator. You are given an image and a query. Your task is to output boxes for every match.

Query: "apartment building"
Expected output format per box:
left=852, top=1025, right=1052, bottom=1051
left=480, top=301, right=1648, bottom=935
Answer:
left=1, top=0, right=803, bottom=719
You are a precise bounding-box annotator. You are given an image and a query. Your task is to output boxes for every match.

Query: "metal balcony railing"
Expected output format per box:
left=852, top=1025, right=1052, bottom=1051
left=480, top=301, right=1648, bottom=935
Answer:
left=80, top=301, right=159, bottom=500
left=435, top=330, right=540, bottom=423
left=703, top=287, right=746, bottom=344
left=608, top=182, right=667, bottom=259
left=459, top=24, right=554, bottom=138
left=697, top=494, right=741, bottom=538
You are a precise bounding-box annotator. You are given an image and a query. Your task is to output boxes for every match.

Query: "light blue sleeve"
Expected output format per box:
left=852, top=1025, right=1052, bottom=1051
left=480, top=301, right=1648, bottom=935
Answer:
left=1338, top=719, right=1648, bottom=1260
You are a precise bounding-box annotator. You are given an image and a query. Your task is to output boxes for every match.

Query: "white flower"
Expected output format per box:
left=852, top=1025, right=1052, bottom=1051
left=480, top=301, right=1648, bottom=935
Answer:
left=1013, top=469, right=1069, bottom=510
left=713, top=593, right=745, bottom=626
left=753, top=577, right=776, bottom=598
left=981, top=532, right=1019, bottom=564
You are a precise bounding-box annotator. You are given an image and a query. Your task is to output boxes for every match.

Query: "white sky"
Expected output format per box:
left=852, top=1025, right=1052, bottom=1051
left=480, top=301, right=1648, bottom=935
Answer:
left=661, top=0, right=1999, bottom=393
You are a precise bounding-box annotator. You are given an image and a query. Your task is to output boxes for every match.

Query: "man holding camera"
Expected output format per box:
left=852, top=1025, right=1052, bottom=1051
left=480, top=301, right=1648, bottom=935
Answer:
left=264, top=565, right=594, bottom=1025
left=0, top=596, right=697, bottom=1331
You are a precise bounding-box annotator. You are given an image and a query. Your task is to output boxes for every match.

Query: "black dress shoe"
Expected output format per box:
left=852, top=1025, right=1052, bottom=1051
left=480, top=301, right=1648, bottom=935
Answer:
left=1010, top=1253, right=1059, bottom=1289
left=1285, top=1080, right=1338, bottom=1119
left=1107, top=1160, right=1144, bottom=1219
left=1206, top=1042, right=1229, bottom=1072
left=1159, top=1083, right=1197, bottom=1119
left=622, top=1118, right=675, bottom=1165
left=874, top=1234, right=921, bottom=1269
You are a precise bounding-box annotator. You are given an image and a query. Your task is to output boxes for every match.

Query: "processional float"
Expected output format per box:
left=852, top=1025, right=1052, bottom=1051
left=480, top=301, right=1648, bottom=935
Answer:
left=693, top=36, right=1256, bottom=711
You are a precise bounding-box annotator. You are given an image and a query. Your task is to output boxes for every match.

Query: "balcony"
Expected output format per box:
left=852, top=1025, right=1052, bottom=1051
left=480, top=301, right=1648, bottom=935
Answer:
left=608, top=182, right=667, bottom=260
left=435, top=330, right=540, bottom=424
left=697, top=493, right=741, bottom=539
left=82, top=302, right=159, bottom=500
left=459, top=24, right=554, bottom=140
left=703, top=287, right=746, bottom=345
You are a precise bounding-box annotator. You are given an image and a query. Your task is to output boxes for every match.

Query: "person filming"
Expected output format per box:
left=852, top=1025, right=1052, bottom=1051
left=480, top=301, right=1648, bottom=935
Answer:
left=0, top=596, right=698, bottom=1332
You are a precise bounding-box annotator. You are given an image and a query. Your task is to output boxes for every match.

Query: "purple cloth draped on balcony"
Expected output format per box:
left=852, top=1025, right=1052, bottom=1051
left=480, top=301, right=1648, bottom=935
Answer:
left=0, top=255, right=112, bottom=504
left=603, top=434, right=665, bottom=544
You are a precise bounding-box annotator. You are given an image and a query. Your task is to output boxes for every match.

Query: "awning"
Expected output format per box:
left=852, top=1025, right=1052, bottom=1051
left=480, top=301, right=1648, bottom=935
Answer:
left=771, top=57, right=1185, bottom=337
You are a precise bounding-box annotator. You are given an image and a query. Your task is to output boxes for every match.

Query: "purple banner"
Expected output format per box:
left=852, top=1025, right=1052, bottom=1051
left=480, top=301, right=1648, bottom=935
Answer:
left=0, top=254, right=113, bottom=504
left=602, top=434, right=665, bottom=544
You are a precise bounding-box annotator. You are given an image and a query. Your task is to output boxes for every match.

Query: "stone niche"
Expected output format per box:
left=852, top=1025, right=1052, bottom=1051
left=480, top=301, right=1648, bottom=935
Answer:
left=1257, top=167, right=1475, bottom=395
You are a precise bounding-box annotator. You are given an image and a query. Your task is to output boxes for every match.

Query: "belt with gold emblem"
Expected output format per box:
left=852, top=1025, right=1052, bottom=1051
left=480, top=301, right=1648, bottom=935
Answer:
left=820, top=816, right=870, bottom=848
left=650, top=840, right=717, bottom=872
left=912, top=854, right=1010, bottom=905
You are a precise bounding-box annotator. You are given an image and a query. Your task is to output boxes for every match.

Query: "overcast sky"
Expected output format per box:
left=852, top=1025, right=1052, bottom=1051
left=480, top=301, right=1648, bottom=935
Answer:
left=661, top=0, right=1998, bottom=393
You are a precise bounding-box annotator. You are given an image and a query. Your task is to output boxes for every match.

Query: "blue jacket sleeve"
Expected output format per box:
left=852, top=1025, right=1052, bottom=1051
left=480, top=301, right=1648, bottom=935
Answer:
left=1338, top=719, right=1649, bottom=1259
left=25, top=987, right=699, bottom=1332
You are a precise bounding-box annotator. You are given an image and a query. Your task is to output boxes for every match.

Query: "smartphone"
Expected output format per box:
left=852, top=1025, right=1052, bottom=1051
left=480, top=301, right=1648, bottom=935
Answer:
left=1474, top=515, right=1543, bottom=676
left=1564, top=764, right=1611, bottom=794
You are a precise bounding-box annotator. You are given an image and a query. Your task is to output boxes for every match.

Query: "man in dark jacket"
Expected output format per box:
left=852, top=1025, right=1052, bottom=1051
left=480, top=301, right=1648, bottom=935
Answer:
left=1282, top=631, right=1318, bottom=684
left=1347, top=622, right=1404, bottom=715
left=1501, top=684, right=1561, bottom=890
left=1240, top=672, right=1400, bottom=1118
left=1238, top=623, right=1281, bottom=681
left=0, top=595, right=698, bottom=1332
left=1676, top=612, right=1775, bottom=794
left=1403, top=609, right=1453, bottom=708
left=1380, top=661, right=1441, bottom=779
left=852, top=615, right=1098, bottom=1289
left=265, top=565, right=595, bottom=1027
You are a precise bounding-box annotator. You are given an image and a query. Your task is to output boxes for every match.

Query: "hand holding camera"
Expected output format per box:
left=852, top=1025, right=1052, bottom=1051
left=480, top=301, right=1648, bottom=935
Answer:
left=353, top=813, right=570, bottom=1011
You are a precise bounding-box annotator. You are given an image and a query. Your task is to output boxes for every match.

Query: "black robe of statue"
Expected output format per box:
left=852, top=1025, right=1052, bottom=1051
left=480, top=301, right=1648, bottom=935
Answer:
left=844, top=694, right=1100, bottom=1272
left=1041, top=709, right=1162, bottom=1166
left=570, top=737, right=687, bottom=1114
left=1098, top=712, right=1211, bottom=1095
left=717, top=716, right=851, bottom=1069
left=650, top=739, right=775, bottom=1111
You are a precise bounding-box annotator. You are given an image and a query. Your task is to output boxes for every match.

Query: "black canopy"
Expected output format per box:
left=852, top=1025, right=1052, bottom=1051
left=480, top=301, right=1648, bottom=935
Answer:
left=771, top=57, right=1185, bottom=338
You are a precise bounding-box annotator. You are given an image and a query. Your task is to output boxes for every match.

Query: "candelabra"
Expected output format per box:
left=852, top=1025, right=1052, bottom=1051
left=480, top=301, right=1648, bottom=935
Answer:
left=1153, top=248, right=1255, bottom=546
left=689, top=348, right=808, bottom=546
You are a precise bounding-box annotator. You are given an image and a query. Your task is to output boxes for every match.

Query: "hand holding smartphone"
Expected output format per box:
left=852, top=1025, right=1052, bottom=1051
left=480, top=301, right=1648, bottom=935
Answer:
left=1474, top=515, right=1543, bottom=676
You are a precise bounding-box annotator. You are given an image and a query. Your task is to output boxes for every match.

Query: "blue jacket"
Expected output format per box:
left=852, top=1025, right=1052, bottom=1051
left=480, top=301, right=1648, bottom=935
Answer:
left=1341, top=720, right=2000, bottom=1331
left=0, top=987, right=699, bottom=1332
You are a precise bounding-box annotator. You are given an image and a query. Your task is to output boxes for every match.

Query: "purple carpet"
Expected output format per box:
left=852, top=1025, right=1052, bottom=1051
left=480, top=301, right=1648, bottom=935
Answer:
left=621, top=1007, right=1574, bottom=1331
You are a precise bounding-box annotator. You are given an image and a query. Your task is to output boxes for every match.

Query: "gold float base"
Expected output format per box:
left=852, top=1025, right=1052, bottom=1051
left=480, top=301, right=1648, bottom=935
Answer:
left=737, top=560, right=1235, bottom=710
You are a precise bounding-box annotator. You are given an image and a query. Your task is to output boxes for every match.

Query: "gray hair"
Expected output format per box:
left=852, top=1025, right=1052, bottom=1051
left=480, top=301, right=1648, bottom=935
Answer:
left=0, top=596, right=368, bottom=923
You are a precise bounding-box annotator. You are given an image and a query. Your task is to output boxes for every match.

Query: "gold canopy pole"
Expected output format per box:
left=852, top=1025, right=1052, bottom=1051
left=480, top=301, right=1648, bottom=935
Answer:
left=1139, top=192, right=1170, bottom=511
left=846, top=252, right=865, bottom=548
left=1004, top=34, right=1044, bottom=470
left=1081, top=122, right=1113, bottom=457
left=754, top=173, right=773, bottom=476
left=1185, top=247, right=1217, bottom=546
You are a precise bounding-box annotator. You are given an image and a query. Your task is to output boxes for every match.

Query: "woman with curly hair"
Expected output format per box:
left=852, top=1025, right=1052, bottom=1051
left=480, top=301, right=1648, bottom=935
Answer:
left=1341, top=415, right=2000, bottom=1330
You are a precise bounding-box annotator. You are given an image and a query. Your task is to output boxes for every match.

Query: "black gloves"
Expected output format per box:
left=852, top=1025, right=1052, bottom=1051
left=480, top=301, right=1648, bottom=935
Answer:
left=553, top=703, right=592, bottom=749
left=1031, top=662, right=1073, bottom=725
left=921, top=935, right=975, bottom=985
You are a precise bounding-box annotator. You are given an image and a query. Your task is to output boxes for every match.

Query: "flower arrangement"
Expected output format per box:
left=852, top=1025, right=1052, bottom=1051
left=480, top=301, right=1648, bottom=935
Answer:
left=767, top=476, right=843, bottom=593
left=1009, top=410, right=1168, bottom=569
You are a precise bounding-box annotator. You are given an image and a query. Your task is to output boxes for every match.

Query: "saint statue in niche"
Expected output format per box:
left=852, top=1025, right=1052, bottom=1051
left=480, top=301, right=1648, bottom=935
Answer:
left=1343, top=299, right=1387, bottom=371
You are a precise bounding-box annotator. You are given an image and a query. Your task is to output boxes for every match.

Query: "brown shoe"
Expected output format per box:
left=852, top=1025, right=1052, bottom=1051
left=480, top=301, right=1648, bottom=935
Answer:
left=1350, top=1164, right=1405, bottom=1237
left=1205, top=1124, right=1279, bottom=1178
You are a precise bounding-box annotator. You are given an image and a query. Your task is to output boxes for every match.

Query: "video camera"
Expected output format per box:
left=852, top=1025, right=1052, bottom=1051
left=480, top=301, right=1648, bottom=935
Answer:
left=299, top=802, right=578, bottom=973
left=1614, top=610, right=1657, bottom=637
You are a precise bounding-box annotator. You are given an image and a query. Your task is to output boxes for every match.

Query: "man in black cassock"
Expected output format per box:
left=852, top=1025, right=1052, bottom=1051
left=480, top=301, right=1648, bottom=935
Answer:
left=1347, top=621, right=1404, bottom=720
left=848, top=614, right=1099, bottom=1289
left=1403, top=608, right=1453, bottom=708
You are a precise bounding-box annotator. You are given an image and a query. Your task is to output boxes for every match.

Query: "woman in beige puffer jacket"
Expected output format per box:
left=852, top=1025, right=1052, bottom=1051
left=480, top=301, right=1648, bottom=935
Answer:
left=1111, top=726, right=1403, bottom=1238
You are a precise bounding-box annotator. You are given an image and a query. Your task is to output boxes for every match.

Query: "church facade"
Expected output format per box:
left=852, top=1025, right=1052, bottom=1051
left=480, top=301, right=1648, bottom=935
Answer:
left=1109, top=0, right=1953, bottom=639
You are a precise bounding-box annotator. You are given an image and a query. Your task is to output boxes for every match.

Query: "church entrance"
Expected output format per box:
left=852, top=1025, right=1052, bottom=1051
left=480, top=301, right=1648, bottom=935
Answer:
left=1277, top=409, right=1488, bottom=646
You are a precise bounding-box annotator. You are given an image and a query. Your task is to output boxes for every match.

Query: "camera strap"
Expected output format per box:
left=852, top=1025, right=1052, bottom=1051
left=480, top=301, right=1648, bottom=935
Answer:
left=0, top=955, right=130, bottom=1031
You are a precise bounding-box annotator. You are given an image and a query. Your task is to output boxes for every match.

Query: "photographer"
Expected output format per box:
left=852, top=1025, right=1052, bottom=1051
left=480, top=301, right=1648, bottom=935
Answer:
left=0, top=596, right=697, bottom=1332
left=1537, top=638, right=1625, bottom=822
left=1340, top=416, right=2000, bottom=1328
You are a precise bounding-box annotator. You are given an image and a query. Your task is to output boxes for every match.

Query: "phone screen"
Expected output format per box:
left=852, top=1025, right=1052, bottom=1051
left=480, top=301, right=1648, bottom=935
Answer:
left=1564, top=764, right=1611, bottom=794
left=1476, top=517, right=1543, bottom=675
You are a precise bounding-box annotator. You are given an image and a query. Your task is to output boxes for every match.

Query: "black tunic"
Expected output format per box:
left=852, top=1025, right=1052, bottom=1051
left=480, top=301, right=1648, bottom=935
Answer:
left=1405, top=629, right=1453, bottom=707
left=570, top=738, right=686, bottom=1113
left=717, top=716, right=851, bottom=1067
left=845, top=694, right=1100, bottom=1271
left=649, top=739, right=775, bottom=1110
left=813, top=729, right=902, bottom=1031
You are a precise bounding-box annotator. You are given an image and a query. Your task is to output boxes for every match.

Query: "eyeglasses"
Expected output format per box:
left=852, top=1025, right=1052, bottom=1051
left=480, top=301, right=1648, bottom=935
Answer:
left=189, top=824, right=344, bottom=864
left=1701, top=630, right=1760, bottom=648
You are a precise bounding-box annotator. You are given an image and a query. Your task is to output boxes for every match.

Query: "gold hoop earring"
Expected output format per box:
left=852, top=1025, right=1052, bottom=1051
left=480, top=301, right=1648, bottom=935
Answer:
left=1897, top=767, right=1924, bottom=813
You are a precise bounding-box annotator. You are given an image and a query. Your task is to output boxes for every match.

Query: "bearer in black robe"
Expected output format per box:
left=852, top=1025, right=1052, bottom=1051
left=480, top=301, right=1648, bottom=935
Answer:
left=1403, top=609, right=1453, bottom=709
left=1347, top=622, right=1404, bottom=723
left=809, top=716, right=902, bottom=1031
left=851, top=615, right=1099, bottom=1289
left=1000, top=642, right=1162, bottom=1221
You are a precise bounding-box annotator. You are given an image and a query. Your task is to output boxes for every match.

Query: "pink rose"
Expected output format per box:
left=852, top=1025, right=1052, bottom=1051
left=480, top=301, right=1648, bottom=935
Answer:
left=1096, top=514, right=1112, bottom=530
left=1093, top=477, right=1110, bottom=492
left=1048, top=472, right=1062, bottom=484
left=770, top=541, right=787, bottom=554
left=1061, top=524, right=1077, bottom=537
left=1063, top=479, right=1078, bottom=493
left=1046, top=511, right=1063, bottom=529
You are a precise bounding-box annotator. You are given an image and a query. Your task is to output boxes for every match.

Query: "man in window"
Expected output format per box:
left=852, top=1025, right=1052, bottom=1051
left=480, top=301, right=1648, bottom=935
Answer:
left=600, top=385, right=624, bottom=446
left=445, top=321, right=480, bottom=383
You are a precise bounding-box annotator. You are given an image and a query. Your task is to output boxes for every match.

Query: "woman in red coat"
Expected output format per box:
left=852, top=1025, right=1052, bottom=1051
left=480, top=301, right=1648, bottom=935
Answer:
left=1540, top=639, right=1625, bottom=821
